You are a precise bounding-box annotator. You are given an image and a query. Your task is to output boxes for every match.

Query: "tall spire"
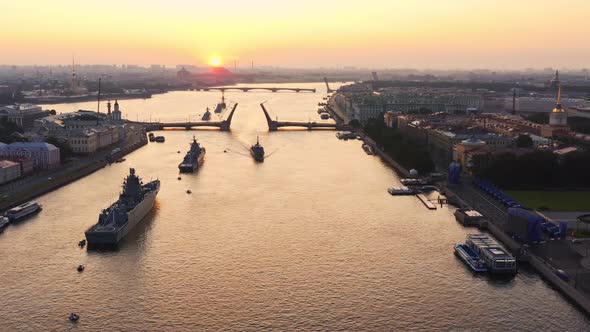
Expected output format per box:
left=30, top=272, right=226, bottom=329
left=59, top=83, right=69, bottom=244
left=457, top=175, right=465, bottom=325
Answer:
left=556, top=84, right=562, bottom=108
left=71, top=56, right=78, bottom=94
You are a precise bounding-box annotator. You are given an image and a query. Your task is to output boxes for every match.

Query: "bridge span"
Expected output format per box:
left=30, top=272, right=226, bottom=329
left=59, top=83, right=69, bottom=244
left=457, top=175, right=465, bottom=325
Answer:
left=143, top=103, right=238, bottom=131
left=260, top=103, right=349, bottom=131
left=197, top=86, right=316, bottom=93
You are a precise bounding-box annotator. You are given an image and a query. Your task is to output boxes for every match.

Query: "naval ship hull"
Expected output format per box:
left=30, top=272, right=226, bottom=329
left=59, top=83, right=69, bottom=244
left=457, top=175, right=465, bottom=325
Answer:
left=178, top=152, right=205, bottom=173
left=85, top=188, right=159, bottom=245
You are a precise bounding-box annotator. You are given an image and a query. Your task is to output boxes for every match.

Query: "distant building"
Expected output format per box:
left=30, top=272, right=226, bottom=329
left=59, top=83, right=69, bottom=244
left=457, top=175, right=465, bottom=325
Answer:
left=177, top=67, right=192, bottom=81
left=0, top=142, right=60, bottom=169
left=0, top=104, right=49, bottom=128
left=0, top=160, right=21, bottom=184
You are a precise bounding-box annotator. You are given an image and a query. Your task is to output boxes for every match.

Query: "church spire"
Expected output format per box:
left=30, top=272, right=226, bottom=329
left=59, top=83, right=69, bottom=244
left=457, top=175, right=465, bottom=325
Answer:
left=556, top=84, right=562, bottom=108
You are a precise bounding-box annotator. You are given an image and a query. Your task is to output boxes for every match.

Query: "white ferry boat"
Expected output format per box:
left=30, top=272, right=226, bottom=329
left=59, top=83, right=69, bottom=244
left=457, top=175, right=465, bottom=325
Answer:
left=466, top=234, right=517, bottom=274
left=5, top=201, right=42, bottom=222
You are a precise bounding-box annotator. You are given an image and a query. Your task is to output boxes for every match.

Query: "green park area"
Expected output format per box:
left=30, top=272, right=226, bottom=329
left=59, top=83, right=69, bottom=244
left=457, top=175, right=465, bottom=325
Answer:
left=506, top=191, right=590, bottom=212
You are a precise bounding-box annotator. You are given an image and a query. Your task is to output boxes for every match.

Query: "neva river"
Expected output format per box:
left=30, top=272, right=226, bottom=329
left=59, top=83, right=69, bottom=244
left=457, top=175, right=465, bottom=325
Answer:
left=1, top=83, right=589, bottom=331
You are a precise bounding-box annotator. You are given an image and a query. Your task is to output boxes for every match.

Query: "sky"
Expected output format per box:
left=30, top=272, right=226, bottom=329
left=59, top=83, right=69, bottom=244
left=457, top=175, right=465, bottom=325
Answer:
left=1, top=0, right=589, bottom=69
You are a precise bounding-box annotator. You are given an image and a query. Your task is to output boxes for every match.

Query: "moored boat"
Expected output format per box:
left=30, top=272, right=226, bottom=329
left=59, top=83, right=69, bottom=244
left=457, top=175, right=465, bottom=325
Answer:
left=454, top=243, right=488, bottom=273
left=0, top=216, right=9, bottom=231
left=466, top=234, right=517, bottom=274
left=5, top=201, right=42, bottom=222
left=387, top=186, right=416, bottom=195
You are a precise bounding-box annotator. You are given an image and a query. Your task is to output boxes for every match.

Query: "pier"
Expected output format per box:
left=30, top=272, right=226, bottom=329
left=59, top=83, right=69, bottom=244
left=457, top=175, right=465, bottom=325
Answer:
left=143, top=103, right=238, bottom=131
left=260, top=103, right=349, bottom=131
left=416, top=193, right=437, bottom=210
left=197, top=86, right=316, bottom=93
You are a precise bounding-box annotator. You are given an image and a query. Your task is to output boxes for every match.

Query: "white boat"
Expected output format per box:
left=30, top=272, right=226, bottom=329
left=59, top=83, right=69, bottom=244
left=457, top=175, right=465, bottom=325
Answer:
left=5, top=201, right=42, bottom=222
left=387, top=186, right=416, bottom=195
left=466, top=234, right=517, bottom=274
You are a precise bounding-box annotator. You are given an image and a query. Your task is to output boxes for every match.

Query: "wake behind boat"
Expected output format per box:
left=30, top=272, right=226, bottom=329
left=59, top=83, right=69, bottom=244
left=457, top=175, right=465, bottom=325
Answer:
left=85, top=168, right=160, bottom=246
left=179, top=136, right=206, bottom=172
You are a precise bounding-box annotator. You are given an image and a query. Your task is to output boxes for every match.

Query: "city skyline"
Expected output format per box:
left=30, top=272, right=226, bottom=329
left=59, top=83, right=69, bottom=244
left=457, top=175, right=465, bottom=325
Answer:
left=2, top=0, right=590, bottom=69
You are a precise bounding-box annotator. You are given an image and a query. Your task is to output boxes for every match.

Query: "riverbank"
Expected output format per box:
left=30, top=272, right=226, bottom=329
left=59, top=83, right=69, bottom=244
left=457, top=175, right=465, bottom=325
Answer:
left=444, top=183, right=590, bottom=315
left=0, top=138, right=147, bottom=211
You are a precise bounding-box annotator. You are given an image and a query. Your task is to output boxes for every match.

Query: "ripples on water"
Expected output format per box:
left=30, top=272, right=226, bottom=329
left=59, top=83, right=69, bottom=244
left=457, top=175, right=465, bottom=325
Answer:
left=1, top=83, right=589, bottom=331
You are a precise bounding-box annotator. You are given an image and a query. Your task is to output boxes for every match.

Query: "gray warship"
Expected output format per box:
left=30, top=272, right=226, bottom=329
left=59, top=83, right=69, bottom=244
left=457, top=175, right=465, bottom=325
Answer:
left=178, top=136, right=206, bottom=173
left=85, top=168, right=160, bottom=245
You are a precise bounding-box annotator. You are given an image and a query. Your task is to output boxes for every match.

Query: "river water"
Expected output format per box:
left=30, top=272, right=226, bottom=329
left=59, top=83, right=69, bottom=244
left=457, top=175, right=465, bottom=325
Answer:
left=1, top=83, right=589, bottom=331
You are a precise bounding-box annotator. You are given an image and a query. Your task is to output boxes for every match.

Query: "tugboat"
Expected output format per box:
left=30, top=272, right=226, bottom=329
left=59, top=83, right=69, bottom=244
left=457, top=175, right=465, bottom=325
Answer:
left=178, top=136, right=206, bottom=173
left=84, top=168, right=160, bottom=246
left=250, top=136, right=265, bottom=162
left=214, top=91, right=227, bottom=113
left=201, top=107, right=211, bottom=121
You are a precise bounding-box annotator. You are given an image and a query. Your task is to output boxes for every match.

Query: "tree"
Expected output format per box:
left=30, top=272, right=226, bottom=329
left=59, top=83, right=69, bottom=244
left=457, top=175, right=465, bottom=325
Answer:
left=516, top=134, right=533, bottom=148
left=46, top=136, right=73, bottom=161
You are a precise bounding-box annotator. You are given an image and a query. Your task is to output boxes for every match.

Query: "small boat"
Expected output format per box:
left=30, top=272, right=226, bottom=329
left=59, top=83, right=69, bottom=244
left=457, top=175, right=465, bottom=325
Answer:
left=320, top=113, right=330, bottom=120
left=155, top=136, right=165, bottom=143
left=400, top=178, right=429, bottom=186
left=78, top=239, right=86, bottom=248
left=0, top=216, right=9, bottom=231
left=69, top=313, right=80, bottom=322
left=115, top=158, right=126, bottom=163
left=77, top=265, right=85, bottom=272
left=454, top=243, right=487, bottom=273
left=387, top=186, right=416, bottom=195
left=177, top=176, right=181, bottom=180
left=223, top=150, right=227, bottom=153
left=148, top=133, right=156, bottom=142
left=362, top=143, right=373, bottom=155
left=417, top=185, right=438, bottom=192
left=186, top=190, right=192, bottom=194
left=177, top=151, right=181, bottom=154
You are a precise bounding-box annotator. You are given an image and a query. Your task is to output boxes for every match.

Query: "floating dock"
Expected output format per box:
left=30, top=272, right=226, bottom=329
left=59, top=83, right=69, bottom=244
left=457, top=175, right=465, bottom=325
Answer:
left=416, top=193, right=437, bottom=210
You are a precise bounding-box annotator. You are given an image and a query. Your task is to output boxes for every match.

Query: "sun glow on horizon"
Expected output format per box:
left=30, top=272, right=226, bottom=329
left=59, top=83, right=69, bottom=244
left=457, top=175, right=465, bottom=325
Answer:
left=209, top=56, right=222, bottom=67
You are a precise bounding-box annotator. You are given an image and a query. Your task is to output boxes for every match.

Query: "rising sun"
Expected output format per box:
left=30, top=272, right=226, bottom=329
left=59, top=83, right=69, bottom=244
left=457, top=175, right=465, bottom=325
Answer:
left=209, top=56, right=222, bottom=67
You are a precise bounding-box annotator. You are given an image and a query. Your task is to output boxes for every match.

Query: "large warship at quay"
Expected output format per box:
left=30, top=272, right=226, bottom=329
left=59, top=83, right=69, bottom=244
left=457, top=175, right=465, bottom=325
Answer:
left=178, top=136, right=206, bottom=173
left=85, top=168, right=160, bottom=245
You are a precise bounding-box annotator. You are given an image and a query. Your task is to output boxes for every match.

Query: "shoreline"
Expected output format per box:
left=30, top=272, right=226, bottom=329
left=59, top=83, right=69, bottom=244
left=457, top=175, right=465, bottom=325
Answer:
left=444, top=184, right=590, bottom=315
left=0, top=139, right=147, bottom=211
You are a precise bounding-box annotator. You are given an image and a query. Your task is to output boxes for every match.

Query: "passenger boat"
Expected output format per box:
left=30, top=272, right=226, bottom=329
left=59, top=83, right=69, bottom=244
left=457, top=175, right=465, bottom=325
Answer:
left=466, top=234, right=517, bottom=274
left=454, top=243, right=487, bottom=272
left=5, top=201, right=42, bottom=222
left=387, top=186, right=415, bottom=195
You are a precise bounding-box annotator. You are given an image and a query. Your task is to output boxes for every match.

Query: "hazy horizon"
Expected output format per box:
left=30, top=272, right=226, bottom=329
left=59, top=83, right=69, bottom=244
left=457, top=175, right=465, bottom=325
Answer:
left=2, top=0, right=589, bottom=69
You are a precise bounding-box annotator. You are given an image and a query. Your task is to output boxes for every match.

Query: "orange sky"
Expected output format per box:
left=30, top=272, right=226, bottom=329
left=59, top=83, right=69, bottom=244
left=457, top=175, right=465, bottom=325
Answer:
left=1, top=0, right=589, bottom=69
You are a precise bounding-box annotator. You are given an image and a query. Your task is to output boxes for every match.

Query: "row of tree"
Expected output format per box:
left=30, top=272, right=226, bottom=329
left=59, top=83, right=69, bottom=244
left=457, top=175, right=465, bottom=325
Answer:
left=470, top=150, right=590, bottom=188
left=364, top=116, right=435, bottom=174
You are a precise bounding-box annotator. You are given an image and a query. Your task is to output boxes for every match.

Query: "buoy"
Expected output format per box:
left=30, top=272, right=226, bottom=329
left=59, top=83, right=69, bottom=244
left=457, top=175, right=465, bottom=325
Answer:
left=223, top=150, right=227, bottom=153
left=177, top=176, right=181, bottom=180
left=77, top=265, right=85, bottom=272
left=186, top=190, right=192, bottom=194
left=177, top=151, right=180, bottom=154
left=69, top=313, right=79, bottom=322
